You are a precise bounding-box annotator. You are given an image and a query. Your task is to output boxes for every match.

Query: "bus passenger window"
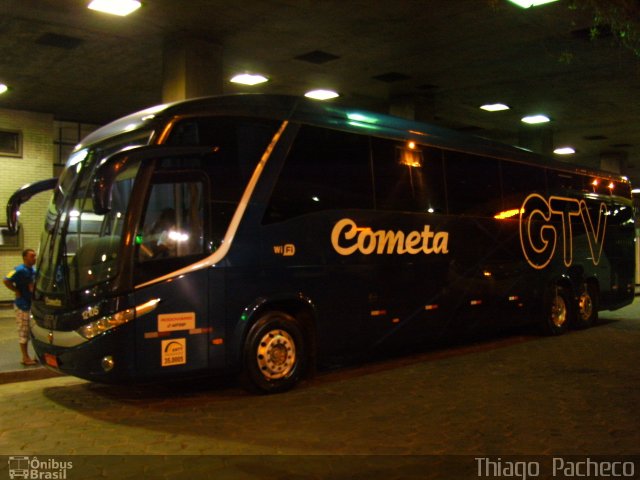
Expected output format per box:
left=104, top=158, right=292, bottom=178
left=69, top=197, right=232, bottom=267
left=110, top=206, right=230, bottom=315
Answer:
left=264, top=126, right=373, bottom=223
left=445, top=151, right=502, bottom=217
left=371, top=138, right=446, bottom=214
left=501, top=161, right=547, bottom=211
left=547, top=171, right=586, bottom=195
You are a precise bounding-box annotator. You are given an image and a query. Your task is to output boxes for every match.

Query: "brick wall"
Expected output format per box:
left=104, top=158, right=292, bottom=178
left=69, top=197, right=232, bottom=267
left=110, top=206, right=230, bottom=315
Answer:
left=0, top=108, right=54, bottom=302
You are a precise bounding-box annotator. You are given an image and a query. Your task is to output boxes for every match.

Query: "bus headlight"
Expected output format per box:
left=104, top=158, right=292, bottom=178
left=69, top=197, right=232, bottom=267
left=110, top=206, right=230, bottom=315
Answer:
left=76, top=298, right=161, bottom=339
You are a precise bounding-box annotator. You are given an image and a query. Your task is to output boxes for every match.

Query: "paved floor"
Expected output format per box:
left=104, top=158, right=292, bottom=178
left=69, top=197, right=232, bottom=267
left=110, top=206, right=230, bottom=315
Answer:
left=0, top=300, right=638, bottom=478
left=0, top=306, right=59, bottom=383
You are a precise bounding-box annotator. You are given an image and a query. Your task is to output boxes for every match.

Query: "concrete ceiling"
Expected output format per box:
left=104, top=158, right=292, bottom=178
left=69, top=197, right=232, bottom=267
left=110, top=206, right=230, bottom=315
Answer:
left=1, top=0, right=639, bottom=186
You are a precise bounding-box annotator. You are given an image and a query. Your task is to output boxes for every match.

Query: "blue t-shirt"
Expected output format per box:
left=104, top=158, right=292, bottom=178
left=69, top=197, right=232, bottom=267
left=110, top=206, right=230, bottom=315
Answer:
left=4, top=264, right=35, bottom=311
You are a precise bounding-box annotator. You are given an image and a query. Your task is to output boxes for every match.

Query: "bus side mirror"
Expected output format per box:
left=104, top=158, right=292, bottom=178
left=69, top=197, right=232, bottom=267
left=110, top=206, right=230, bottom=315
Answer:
left=6, top=177, right=58, bottom=232
left=92, top=150, right=133, bottom=215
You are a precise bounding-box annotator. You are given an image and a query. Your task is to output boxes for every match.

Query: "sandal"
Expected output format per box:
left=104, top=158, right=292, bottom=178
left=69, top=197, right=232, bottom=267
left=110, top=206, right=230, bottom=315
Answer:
left=21, top=359, right=37, bottom=366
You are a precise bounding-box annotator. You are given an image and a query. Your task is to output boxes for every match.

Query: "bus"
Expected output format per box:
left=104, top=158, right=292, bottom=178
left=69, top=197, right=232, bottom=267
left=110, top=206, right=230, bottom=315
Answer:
left=8, top=94, right=635, bottom=393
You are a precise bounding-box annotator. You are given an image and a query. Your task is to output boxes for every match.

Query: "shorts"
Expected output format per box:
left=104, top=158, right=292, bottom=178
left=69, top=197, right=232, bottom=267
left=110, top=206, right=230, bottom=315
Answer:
left=15, top=308, right=30, bottom=345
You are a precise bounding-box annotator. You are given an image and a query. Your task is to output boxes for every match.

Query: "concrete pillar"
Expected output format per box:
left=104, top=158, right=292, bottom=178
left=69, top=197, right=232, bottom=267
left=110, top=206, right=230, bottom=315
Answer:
left=162, top=36, right=223, bottom=103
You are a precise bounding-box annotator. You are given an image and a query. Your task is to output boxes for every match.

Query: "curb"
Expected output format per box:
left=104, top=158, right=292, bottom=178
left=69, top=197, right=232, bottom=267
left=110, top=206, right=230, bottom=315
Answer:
left=0, top=365, right=64, bottom=385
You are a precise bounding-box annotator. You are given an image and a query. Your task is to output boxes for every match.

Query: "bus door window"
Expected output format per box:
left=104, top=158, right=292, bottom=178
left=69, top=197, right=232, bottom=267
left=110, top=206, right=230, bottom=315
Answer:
left=137, top=176, right=205, bottom=267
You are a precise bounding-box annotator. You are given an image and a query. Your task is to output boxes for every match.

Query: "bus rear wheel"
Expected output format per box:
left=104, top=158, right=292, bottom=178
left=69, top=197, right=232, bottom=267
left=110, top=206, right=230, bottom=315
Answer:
left=573, top=283, right=598, bottom=329
left=541, top=285, right=571, bottom=336
left=240, top=311, right=306, bottom=394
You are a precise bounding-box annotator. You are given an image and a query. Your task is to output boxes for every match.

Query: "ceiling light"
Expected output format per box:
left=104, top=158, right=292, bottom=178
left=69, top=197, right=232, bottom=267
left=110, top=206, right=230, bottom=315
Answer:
left=480, top=103, right=510, bottom=112
left=0, top=83, right=8, bottom=94
left=88, top=0, right=142, bottom=16
left=554, top=147, right=575, bottom=155
left=230, top=73, right=269, bottom=86
left=304, top=89, right=339, bottom=100
left=507, top=0, right=559, bottom=8
left=521, top=114, right=550, bottom=124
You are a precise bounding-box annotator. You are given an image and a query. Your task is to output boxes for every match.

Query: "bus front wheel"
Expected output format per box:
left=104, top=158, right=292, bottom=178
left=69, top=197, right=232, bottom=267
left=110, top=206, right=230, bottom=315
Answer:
left=240, top=311, right=306, bottom=394
left=541, top=285, right=572, bottom=336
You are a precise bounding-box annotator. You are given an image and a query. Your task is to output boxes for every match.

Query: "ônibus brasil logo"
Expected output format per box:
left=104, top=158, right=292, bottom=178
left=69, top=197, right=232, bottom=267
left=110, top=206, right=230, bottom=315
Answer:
left=7, top=456, right=73, bottom=479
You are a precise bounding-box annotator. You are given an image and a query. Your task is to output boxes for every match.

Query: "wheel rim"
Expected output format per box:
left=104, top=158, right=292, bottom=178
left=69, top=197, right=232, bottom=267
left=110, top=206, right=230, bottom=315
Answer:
left=551, top=293, right=567, bottom=328
left=256, top=329, right=296, bottom=380
left=578, top=292, right=593, bottom=321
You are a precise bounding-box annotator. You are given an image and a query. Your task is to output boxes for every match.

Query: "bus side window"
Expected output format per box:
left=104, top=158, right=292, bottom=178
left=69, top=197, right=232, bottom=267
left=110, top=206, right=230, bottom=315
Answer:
left=263, top=125, right=373, bottom=223
left=371, top=138, right=446, bottom=214
left=501, top=161, right=548, bottom=211
left=547, top=171, right=586, bottom=195
left=444, top=151, right=502, bottom=217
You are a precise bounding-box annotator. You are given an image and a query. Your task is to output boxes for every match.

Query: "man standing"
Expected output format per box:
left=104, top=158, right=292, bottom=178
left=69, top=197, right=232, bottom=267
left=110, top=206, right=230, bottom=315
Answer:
left=3, top=248, right=37, bottom=365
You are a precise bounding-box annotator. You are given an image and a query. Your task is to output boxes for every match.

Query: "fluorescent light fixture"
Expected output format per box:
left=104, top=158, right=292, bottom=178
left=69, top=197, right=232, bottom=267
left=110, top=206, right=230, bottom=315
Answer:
left=507, top=0, right=558, bottom=8
left=631, top=188, right=640, bottom=194
left=304, top=89, right=339, bottom=100
left=230, top=73, right=269, bottom=86
left=480, top=103, right=510, bottom=112
left=0, top=83, right=7, bottom=94
left=521, top=114, right=550, bottom=124
left=553, top=147, right=575, bottom=155
left=88, top=0, right=142, bottom=16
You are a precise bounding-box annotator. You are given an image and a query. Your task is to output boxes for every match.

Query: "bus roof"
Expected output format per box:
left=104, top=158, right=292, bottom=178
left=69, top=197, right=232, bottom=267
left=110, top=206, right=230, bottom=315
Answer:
left=78, top=93, right=629, bottom=183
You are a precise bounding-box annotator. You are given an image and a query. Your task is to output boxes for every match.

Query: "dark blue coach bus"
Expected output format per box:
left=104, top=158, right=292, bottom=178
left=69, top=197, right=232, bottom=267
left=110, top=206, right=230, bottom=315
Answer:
left=7, top=94, right=635, bottom=393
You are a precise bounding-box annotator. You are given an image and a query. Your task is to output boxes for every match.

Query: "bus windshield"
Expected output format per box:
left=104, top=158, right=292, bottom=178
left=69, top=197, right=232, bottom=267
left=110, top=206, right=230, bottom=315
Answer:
left=36, top=131, right=152, bottom=304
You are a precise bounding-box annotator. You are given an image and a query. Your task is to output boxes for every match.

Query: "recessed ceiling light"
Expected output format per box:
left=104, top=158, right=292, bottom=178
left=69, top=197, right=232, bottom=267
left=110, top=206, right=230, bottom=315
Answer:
left=230, top=73, right=269, bottom=86
left=507, top=0, right=559, bottom=8
left=304, top=89, right=339, bottom=100
left=553, top=147, right=576, bottom=155
left=88, top=0, right=142, bottom=16
left=0, top=83, right=8, bottom=94
left=480, top=103, right=510, bottom=112
left=521, top=114, right=550, bottom=124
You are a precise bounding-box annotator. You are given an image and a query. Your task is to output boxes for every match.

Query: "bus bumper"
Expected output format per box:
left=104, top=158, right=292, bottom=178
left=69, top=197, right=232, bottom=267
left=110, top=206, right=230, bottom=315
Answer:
left=32, top=324, right=136, bottom=383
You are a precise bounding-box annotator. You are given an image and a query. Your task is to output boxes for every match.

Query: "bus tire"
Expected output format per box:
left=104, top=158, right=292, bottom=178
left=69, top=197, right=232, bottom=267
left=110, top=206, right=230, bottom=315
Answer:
left=240, top=311, right=306, bottom=394
left=573, top=282, right=598, bottom=329
left=541, top=284, right=571, bottom=336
